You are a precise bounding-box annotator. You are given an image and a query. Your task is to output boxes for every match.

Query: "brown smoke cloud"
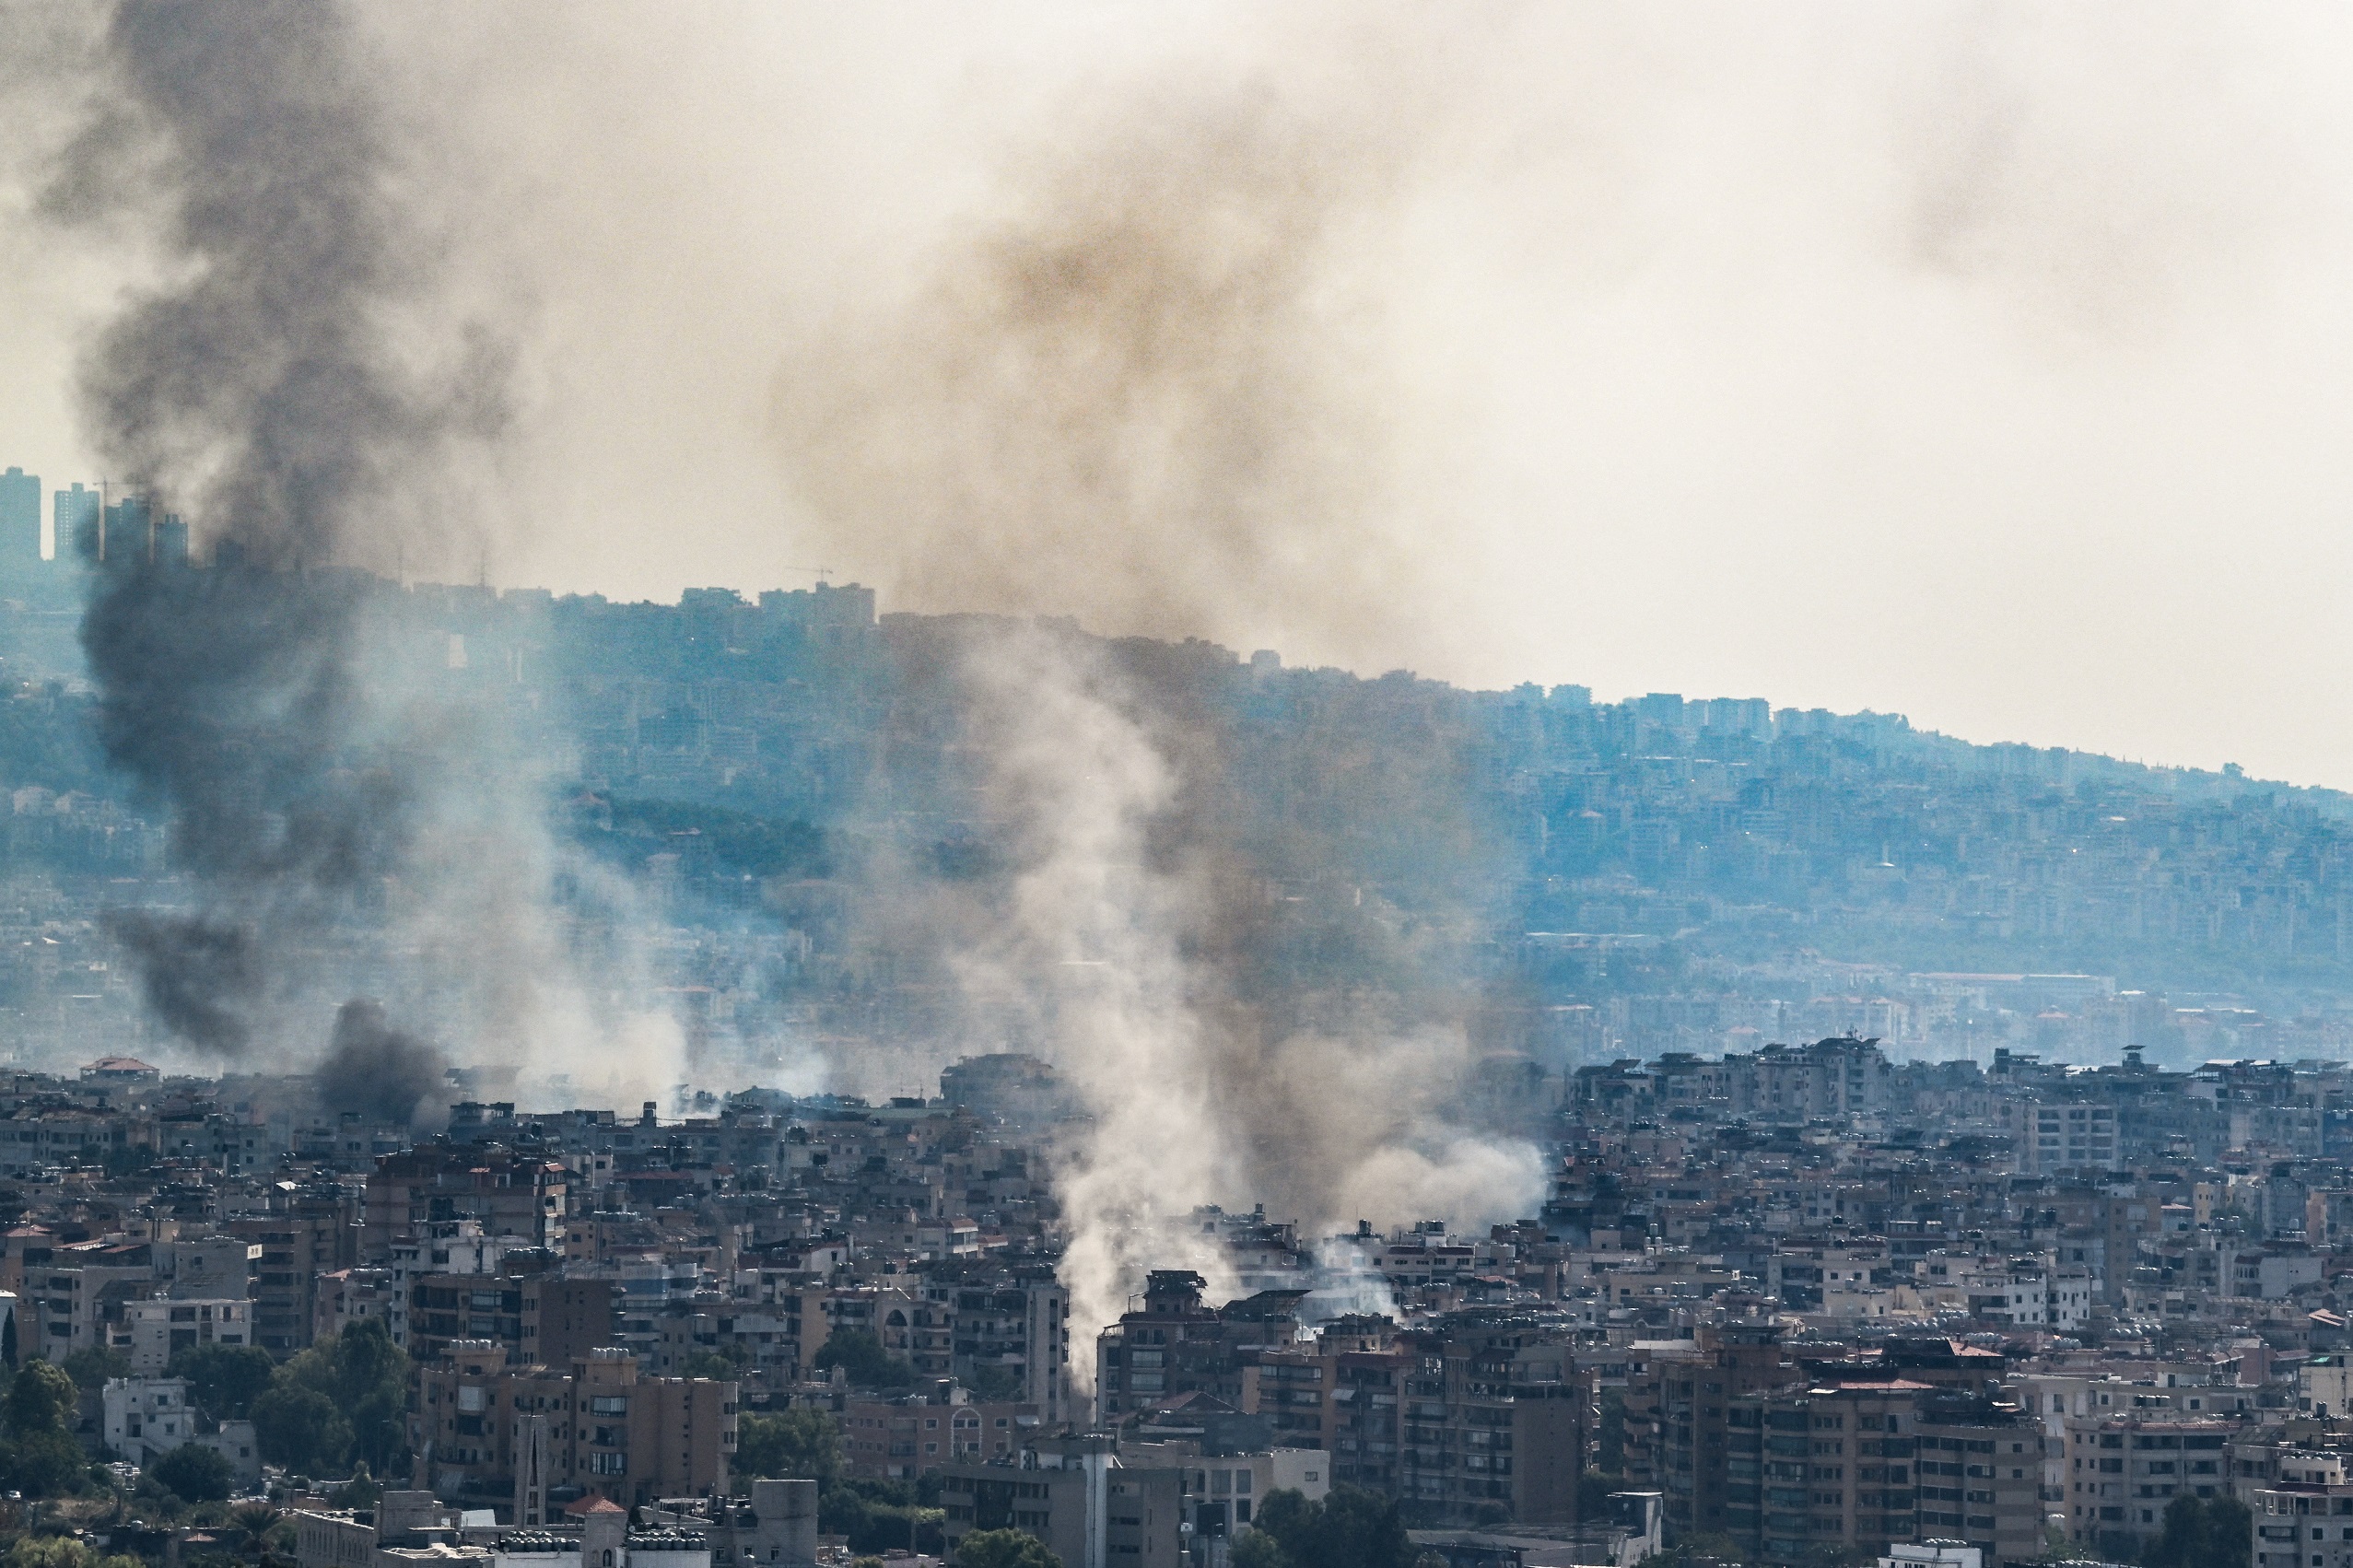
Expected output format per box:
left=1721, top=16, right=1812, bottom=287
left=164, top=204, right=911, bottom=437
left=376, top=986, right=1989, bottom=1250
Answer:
left=774, top=48, right=1459, bottom=673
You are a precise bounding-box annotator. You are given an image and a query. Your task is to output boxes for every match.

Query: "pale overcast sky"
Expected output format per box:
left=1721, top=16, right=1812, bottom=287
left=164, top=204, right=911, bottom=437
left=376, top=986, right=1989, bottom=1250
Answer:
left=7, top=4, right=2353, bottom=785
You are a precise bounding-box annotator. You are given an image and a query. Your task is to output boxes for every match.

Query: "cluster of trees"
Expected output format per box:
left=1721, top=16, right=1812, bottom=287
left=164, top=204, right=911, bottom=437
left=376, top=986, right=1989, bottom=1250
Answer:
left=57, top=1323, right=409, bottom=1489
left=1229, top=1487, right=1417, bottom=1568
left=732, top=1405, right=942, bottom=1555
left=951, top=1532, right=1059, bottom=1568
left=808, top=1330, right=917, bottom=1391
left=2143, top=1493, right=2253, bottom=1568
left=4, top=1536, right=146, bottom=1568
left=58, top=1320, right=410, bottom=1499
left=175, top=1321, right=410, bottom=1477
left=0, top=1362, right=97, bottom=1497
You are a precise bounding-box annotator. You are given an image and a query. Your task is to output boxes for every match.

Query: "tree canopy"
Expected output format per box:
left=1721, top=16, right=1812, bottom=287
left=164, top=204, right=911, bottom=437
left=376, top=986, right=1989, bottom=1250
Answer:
left=5, top=1537, right=146, bottom=1568
left=2145, top=1493, right=2252, bottom=1568
left=1246, top=1487, right=1414, bottom=1568
left=170, top=1343, right=279, bottom=1422
left=148, top=1443, right=234, bottom=1503
left=735, top=1407, right=842, bottom=1491
left=811, top=1330, right=918, bottom=1390
left=954, top=1529, right=1062, bottom=1568
left=249, top=1321, right=410, bottom=1477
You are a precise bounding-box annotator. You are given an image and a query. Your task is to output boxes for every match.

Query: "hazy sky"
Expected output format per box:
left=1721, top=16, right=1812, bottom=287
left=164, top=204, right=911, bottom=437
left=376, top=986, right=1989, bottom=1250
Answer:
left=7, top=4, right=2353, bottom=786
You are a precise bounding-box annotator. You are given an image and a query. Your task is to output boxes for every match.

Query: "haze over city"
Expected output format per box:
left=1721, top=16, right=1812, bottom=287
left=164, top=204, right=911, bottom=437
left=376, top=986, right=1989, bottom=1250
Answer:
left=0, top=8, right=2349, bottom=1568
left=6, top=5, right=2353, bottom=783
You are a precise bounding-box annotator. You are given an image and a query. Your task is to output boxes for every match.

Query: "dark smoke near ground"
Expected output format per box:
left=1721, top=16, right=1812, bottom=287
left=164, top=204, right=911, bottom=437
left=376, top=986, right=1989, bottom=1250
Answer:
left=318, top=999, right=450, bottom=1129
left=53, top=0, right=509, bottom=1059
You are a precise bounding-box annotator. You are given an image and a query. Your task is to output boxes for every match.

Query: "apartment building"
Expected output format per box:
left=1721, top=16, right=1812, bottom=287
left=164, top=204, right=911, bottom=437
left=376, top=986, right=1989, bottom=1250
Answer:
left=1095, top=1271, right=1304, bottom=1425
left=1722, top=1382, right=1925, bottom=1562
left=839, top=1390, right=1042, bottom=1478
left=2255, top=1449, right=2353, bottom=1568
left=1910, top=1394, right=2043, bottom=1564
left=2060, top=1414, right=2238, bottom=1558
left=411, top=1342, right=737, bottom=1511
left=1396, top=1314, right=1591, bottom=1526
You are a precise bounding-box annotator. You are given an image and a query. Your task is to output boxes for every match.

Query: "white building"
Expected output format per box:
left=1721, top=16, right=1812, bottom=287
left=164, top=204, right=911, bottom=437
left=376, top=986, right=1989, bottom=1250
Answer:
left=101, top=1375, right=193, bottom=1464
left=1880, top=1545, right=1982, bottom=1568
left=123, top=1297, right=252, bottom=1371
left=101, top=1375, right=263, bottom=1485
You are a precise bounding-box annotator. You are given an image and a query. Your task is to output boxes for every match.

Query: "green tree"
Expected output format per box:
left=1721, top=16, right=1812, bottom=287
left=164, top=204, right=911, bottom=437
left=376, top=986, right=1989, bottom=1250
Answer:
left=811, top=1330, right=917, bottom=1390
left=100, top=1144, right=155, bottom=1181
left=954, top=1528, right=1062, bottom=1568
left=1575, top=1469, right=1627, bottom=1521
left=250, top=1386, right=350, bottom=1471
left=1229, top=1530, right=1291, bottom=1568
left=148, top=1444, right=234, bottom=1503
left=2145, top=1493, right=2251, bottom=1568
left=681, top=1350, right=747, bottom=1381
left=5, top=1361, right=76, bottom=1439
left=0, top=1357, right=85, bottom=1494
left=5, top=1429, right=88, bottom=1497
left=228, top=1503, right=287, bottom=1563
left=7, top=1539, right=147, bottom=1568
left=735, top=1407, right=842, bottom=1490
left=340, top=1463, right=381, bottom=1509
left=60, top=1347, right=130, bottom=1393
left=170, top=1345, right=278, bottom=1422
left=1248, top=1487, right=1413, bottom=1568
left=821, top=1479, right=943, bottom=1556
left=263, top=1320, right=408, bottom=1475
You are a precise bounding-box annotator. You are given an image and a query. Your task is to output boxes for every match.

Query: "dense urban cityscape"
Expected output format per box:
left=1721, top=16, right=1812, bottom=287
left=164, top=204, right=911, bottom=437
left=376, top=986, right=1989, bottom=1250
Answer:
left=0, top=7, right=2342, bottom=1568
left=0, top=466, right=2332, bottom=1568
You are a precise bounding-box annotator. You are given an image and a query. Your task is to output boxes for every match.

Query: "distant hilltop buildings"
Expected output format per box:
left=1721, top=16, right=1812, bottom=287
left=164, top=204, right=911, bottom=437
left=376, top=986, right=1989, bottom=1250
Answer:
left=0, top=465, right=187, bottom=600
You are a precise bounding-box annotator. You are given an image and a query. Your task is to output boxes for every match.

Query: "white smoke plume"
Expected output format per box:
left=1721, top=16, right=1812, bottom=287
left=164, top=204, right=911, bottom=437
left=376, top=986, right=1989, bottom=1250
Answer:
left=939, top=624, right=1545, bottom=1368
left=949, top=627, right=1243, bottom=1341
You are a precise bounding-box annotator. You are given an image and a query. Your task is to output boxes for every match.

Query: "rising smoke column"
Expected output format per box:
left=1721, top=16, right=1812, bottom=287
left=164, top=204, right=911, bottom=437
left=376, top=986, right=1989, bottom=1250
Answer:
left=318, top=998, right=451, bottom=1129
left=51, top=1, right=672, bottom=1094
left=780, top=73, right=1546, bottom=1355
left=53, top=0, right=496, bottom=1060
left=949, top=627, right=1244, bottom=1340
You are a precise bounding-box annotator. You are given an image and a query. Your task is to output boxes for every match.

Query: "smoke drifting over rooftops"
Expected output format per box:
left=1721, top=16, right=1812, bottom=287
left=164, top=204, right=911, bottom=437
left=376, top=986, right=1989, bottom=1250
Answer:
left=17, top=0, right=2353, bottom=1344
left=319, top=999, right=451, bottom=1129
left=779, top=64, right=1549, bottom=1339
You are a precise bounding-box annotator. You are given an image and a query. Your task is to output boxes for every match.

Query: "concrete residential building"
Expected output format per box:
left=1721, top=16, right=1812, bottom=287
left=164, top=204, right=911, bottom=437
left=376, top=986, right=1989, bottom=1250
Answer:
left=411, top=1342, right=737, bottom=1512
left=2254, top=1449, right=2353, bottom=1568
left=123, top=1297, right=253, bottom=1371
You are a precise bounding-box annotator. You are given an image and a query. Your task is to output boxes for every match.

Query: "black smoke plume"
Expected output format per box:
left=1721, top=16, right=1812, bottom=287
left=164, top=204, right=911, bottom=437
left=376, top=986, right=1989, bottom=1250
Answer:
left=101, top=909, right=258, bottom=1055
left=56, top=0, right=508, bottom=1056
left=319, top=999, right=449, bottom=1128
